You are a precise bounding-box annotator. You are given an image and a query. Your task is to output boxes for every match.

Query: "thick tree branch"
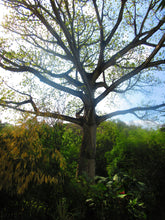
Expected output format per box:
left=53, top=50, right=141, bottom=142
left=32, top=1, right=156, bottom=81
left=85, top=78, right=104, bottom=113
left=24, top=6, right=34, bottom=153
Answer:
left=97, top=103, right=165, bottom=124
left=0, top=102, right=82, bottom=125
left=105, top=0, right=127, bottom=46
left=92, top=0, right=127, bottom=82
left=50, top=0, right=76, bottom=53
left=147, top=60, right=165, bottom=67
left=0, top=60, right=84, bottom=100
left=95, top=33, right=165, bottom=105
left=143, top=42, right=165, bottom=47
left=1, top=81, right=39, bottom=112
left=139, top=18, right=165, bottom=42
left=50, top=0, right=92, bottom=96
left=0, top=80, right=82, bottom=124
left=94, top=81, right=108, bottom=90
left=96, top=18, right=165, bottom=80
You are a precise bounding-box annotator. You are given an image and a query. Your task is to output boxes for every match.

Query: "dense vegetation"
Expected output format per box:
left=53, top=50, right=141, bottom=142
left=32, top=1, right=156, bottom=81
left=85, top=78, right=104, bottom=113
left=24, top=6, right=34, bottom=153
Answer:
left=0, top=120, right=165, bottom=220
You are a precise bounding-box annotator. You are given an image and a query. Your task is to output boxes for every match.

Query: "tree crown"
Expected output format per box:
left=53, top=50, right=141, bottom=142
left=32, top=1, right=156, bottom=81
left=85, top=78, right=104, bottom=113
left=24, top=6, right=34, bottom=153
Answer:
left=0, top=0, right=165, bottom=125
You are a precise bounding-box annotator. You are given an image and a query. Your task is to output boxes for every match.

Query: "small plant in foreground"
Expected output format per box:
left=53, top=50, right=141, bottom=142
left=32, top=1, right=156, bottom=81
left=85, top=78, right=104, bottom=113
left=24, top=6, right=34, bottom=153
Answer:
left=85, top=173, right=147, bottom=220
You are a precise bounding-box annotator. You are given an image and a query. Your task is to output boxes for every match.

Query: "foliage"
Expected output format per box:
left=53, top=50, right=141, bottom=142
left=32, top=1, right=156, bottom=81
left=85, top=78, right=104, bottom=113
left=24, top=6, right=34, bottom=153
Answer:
left=85, top=173, right=147, bottom=220
left=0, top=119, right=65, bottom=195
left=106, top=126, right=165, bottom=180
left=96, top=121, right=118, bottom=176
left=61, top=124, right=82, bottom=178
left=106, top=126, right=165, bottom=219
left=0, top=120, right=165, bottom=219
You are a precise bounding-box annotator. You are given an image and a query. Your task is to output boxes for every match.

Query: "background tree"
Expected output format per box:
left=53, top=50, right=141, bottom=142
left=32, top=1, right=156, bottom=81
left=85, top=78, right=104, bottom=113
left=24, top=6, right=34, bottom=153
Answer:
left=105, top=126, right=165, bottom=219
left=0, top=0, right=165, bottom=179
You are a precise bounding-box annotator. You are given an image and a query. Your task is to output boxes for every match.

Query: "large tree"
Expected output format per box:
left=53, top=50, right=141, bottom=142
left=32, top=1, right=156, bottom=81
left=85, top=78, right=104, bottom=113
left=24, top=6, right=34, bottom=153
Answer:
left=0, top=0, right=165, bottom=179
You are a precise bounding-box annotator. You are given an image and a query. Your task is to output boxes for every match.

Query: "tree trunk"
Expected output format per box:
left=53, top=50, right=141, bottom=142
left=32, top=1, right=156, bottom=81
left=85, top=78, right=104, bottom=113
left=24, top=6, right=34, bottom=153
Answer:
left=77, top=121, right=97, bottom=180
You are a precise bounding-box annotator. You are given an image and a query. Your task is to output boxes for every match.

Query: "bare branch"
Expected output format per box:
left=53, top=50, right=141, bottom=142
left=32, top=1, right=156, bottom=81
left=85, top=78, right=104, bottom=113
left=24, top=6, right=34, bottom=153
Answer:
left=1, top=81, right=39, bottom=112
left=147, top=60, right=165, bottom=67
left=97, top=103, right=165, bottom=124
left=25, top=36, right=71, bottom=61
left=0, top=60, right=84, bottom=100
left=0, top=102, right=82, bottom=125
left=139, top=18, right=165, bottom=42
left=143, top=42, right=165, bottom=47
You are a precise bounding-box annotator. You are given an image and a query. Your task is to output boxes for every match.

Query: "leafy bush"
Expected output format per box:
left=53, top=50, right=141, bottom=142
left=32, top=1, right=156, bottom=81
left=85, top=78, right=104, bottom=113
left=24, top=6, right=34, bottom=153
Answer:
left=106, top=127, right=165, bottom=219
left=85, top=173, right=147, bottom=220
left=0, top=120, right=67, bottom=219
left=0, top=119, right=66, bottom=195
left=61, top=124, right=82, bottom=177
left=96, top=121, right=118, bottom=176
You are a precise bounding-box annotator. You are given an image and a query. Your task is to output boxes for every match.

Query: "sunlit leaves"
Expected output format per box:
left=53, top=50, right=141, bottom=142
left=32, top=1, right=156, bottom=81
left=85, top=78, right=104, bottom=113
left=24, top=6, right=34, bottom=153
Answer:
left=0, top=120, right=66, bottom=194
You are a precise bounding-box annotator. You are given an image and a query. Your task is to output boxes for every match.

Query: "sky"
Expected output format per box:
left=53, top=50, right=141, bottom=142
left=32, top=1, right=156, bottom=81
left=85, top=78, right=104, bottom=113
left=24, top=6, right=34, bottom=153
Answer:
left=0, top=2, right=164, bottom=129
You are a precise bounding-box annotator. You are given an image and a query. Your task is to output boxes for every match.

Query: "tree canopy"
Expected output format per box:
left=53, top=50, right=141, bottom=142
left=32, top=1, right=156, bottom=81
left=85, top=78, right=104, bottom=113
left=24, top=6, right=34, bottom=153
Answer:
left=0, top=0, right=164, bottom=123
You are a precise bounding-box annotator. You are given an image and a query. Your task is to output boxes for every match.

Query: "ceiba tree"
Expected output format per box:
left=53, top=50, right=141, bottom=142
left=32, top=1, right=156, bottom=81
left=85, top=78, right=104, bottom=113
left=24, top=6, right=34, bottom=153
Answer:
left=0, top=0, right=165, bottom=179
